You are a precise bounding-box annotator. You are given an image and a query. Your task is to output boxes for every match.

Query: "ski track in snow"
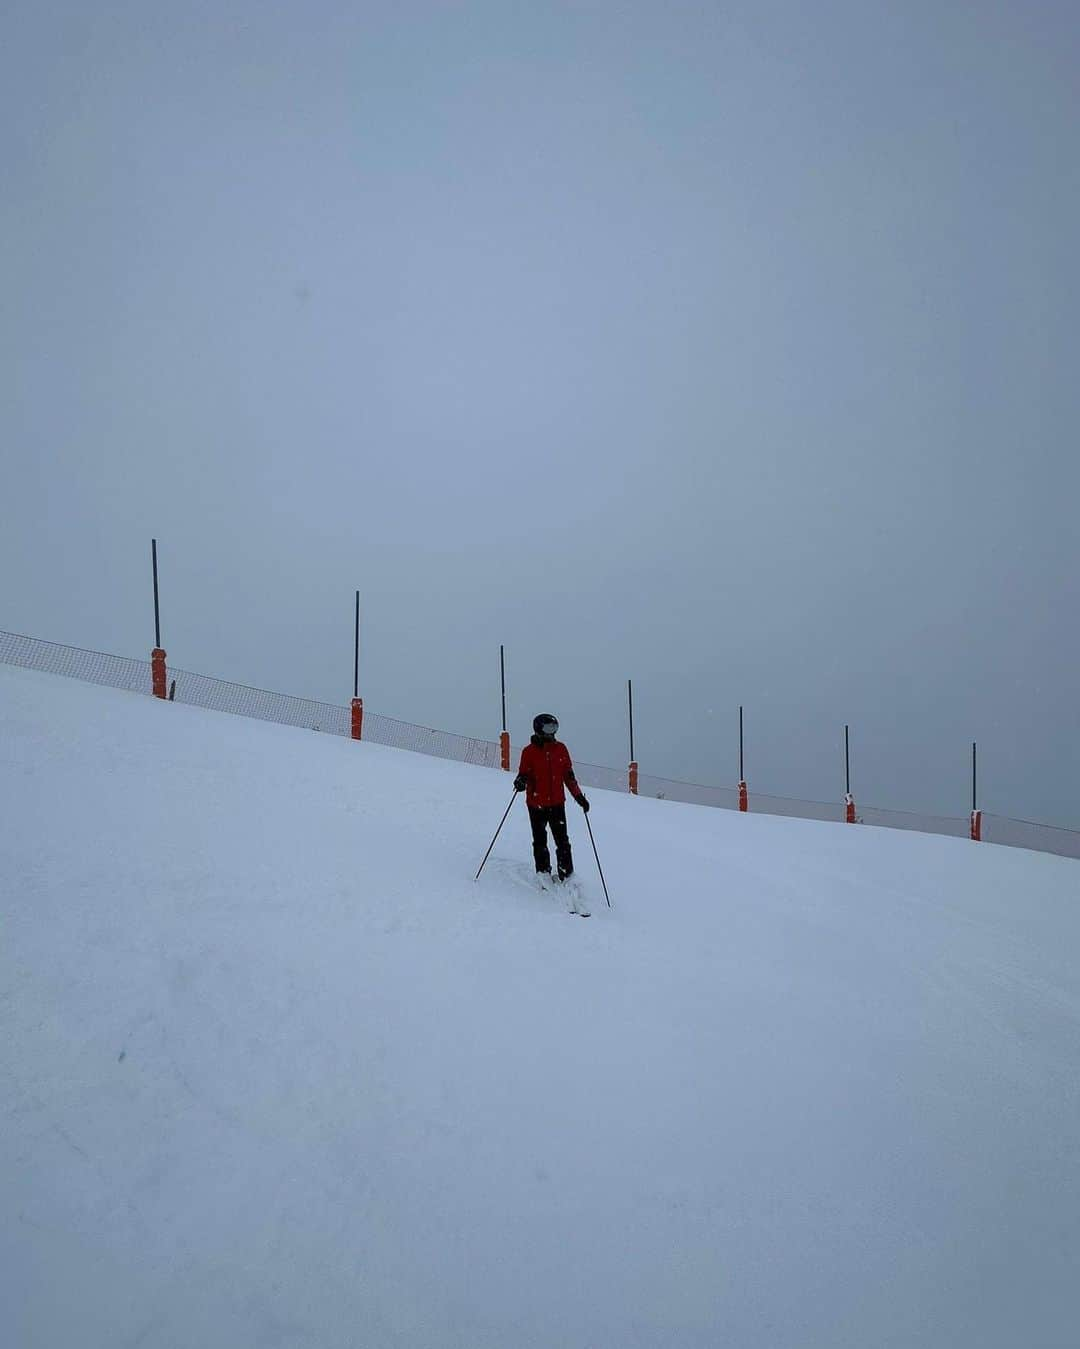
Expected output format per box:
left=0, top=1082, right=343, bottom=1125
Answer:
left=2, top=663, right=1080, bottom=1349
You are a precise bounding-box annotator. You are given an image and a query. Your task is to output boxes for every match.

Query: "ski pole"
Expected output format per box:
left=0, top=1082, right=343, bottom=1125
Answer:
left=584, top=812, right=612, bottom=908
left=474, top=789, right=520, bottom=881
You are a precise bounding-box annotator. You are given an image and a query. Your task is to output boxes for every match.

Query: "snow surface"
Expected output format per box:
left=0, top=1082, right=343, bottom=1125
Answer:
left=3, top=662, right=1079, bottom=1348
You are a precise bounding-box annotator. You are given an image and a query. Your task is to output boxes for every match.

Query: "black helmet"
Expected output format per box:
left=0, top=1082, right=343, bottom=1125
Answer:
left=533, top=713, right=559, bottom=738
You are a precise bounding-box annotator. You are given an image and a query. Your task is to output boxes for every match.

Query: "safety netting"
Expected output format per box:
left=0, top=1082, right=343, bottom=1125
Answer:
left=2, top=628, right=1077, bottom=862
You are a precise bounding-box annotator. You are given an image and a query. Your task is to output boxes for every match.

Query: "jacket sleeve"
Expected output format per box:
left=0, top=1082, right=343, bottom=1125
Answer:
left=517, top=746, right=533, bottom=781
left=562, top=748, right=585, bottom=801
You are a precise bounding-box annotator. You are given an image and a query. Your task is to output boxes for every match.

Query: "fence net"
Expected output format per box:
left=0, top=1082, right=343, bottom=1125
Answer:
left=1, top=628, right=152, bottom=695
left=2, top=628, right=1077, bottom=862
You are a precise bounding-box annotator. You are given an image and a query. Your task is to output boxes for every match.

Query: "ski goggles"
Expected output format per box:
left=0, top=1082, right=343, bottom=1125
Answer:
left=538, top=718, right=559, bottom=736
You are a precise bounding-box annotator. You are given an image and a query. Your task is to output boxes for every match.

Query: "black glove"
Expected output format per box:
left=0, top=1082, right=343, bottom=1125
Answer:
left=513, top=774, right=527, bottom=792
left=577, top=796, right=590, bottom=812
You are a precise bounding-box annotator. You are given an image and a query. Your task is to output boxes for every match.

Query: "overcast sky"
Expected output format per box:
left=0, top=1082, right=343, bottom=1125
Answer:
left=2, top=0, right=1077, bottom=827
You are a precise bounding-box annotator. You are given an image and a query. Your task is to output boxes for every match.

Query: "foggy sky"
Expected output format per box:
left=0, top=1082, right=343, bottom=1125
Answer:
left=2, top=0, right=1078, bottom=828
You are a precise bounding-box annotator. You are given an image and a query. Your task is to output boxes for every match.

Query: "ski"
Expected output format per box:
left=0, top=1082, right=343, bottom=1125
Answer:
left=554, top=875, right=591, bottom=917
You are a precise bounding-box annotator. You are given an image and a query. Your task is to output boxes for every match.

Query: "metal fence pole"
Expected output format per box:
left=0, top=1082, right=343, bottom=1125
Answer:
left=844, top=724, right=856, bottom=822
left=499, top=645, right=510, bottom=770
left=351, top=591, right=363, bottom=740
left=628, top=679, right=638, bottom=794
left=150, top=539, right=167, bottom=698
left=151, top=538, right=162, bottom=650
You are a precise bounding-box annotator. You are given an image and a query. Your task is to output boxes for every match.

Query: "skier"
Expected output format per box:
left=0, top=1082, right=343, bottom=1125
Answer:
left=513, top=714, right=590, bottom=882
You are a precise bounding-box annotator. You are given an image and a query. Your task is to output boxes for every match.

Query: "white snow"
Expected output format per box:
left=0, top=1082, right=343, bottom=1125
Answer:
left=3, top=662, right=1079, bottom=1348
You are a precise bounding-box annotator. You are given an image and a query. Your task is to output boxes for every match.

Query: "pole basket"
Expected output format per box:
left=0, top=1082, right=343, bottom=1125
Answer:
left=151, top=648, right=168, bottom=700
left=845, top=792, right=857, bottom=824
left=628, top=761, right=639, bottom=795
left=738, top=780, right=748, bottom=812
left=351, top=696, right=364, bottom=741
left=499, top=730, right=510, bottom=771
left=970, top=809, right=982, bottom=842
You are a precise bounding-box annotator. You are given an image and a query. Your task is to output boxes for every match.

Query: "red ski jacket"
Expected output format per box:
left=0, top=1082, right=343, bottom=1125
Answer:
left=517, top=736, right=585, bottom=809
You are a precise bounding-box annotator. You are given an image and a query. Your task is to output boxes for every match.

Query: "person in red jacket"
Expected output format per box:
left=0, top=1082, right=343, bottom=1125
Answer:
left=513, top=713, right=590, bottom=881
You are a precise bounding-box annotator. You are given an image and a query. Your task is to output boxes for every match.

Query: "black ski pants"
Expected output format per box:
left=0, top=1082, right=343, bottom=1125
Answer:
left=528, top=804, right=574, bottom=879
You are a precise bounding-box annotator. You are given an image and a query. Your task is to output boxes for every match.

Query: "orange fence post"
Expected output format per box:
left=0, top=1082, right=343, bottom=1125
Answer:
left=350, top=591, right=364, bottom=740
left=151, top=647, right=168, bottom=699
left=970, top=809, right=982, bottom=842
left=738, top=780, right=748, bottom=812
left=149, top=539, right=167, bottom=699
left=499, top=647, right=510, bottom=769
left=844, top=726, right=855, bottom=822
left=627, top=680, right=638, bottom=794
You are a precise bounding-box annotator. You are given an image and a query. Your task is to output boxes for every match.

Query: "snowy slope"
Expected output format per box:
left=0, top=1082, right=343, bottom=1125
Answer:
left=2, top=662, right=1079, bottom=1349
